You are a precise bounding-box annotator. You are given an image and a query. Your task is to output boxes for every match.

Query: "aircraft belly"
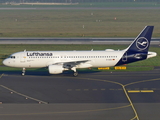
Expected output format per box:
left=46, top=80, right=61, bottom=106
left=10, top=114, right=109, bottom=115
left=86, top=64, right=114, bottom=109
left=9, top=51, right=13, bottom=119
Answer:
left=15, top=60, right=46, bottom=68
left=91, top=59, right=117, bottom=67
left=14, top=62, right=29, bottom=68
left=28, top=61, right=46, bottom=68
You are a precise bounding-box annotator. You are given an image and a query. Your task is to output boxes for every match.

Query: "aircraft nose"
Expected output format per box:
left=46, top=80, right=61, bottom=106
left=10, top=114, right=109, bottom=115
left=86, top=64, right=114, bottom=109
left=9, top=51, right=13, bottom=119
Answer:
left=3, top=59, right=9, bottom=66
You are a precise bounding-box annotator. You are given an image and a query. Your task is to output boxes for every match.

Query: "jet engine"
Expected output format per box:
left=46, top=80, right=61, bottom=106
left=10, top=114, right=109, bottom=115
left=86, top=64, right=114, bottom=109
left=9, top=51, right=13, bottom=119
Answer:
left=48, top=65, right=64, bottom=74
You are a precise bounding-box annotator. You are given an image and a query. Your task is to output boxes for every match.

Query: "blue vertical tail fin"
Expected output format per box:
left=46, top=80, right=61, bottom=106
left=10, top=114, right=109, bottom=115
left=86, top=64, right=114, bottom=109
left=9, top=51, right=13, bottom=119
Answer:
left=116, top=26, right=154, bottom=66
left=126, top=26, right=154, bottom=53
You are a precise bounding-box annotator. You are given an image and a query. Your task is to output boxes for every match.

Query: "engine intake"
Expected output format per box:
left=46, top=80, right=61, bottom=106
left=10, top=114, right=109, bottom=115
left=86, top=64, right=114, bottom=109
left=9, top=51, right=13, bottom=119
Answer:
left=48, top=65, right=64, bottom=74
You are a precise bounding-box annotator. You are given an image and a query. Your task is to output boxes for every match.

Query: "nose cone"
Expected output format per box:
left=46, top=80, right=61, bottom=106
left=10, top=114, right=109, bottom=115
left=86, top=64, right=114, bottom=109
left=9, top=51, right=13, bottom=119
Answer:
left=3, top=59, right=9, bottom=66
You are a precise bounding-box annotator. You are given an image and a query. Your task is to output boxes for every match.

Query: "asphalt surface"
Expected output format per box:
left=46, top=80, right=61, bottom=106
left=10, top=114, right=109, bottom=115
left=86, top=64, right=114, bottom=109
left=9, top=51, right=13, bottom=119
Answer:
left=0, top=69, right=160, bottom=120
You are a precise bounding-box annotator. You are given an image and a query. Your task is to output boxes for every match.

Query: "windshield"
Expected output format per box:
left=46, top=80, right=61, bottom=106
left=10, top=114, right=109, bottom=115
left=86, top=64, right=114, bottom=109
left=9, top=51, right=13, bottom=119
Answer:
left=9, top=56, right=15, bottom=59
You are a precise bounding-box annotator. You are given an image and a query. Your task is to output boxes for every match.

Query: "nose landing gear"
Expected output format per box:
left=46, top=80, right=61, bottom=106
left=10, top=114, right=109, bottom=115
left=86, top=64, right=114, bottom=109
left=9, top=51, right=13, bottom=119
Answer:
left=22, top=68, right=26, bottom=76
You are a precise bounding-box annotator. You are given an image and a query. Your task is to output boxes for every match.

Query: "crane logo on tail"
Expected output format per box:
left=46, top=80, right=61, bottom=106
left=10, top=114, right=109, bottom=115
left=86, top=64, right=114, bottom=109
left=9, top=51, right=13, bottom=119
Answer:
left=136, top=37, right=149, bottom=50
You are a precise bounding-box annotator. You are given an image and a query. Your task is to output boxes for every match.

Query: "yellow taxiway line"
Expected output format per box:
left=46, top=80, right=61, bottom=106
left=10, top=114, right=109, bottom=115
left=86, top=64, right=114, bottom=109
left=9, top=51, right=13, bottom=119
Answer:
left=128, top=90, right=154, bottom=93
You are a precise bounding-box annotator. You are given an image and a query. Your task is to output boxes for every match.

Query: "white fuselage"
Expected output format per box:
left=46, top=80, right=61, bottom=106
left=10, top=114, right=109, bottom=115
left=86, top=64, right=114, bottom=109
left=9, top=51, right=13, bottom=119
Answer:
left=3, top=50, right=125, bottom=68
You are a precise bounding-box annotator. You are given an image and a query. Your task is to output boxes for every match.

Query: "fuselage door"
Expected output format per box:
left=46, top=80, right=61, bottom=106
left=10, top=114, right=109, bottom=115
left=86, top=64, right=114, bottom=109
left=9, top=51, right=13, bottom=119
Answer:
left=20, top=52, right=26, bottom=63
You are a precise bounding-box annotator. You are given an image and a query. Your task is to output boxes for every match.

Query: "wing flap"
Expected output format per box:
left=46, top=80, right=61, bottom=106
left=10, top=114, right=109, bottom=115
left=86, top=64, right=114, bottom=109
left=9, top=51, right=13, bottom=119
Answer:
left=53, top=60, right=91, bottom=68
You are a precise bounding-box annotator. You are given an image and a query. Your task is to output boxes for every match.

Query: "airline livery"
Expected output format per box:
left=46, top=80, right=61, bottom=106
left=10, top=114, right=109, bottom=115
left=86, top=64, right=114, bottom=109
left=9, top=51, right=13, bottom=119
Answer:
left=3, top=26, right=157, bottom=76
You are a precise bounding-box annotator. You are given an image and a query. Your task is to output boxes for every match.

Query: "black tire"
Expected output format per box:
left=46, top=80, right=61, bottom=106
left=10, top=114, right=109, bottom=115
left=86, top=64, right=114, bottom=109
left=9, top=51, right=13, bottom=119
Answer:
left=73, top=72, right=78, bottom=77
left=22, top=73, right=25, bottom=76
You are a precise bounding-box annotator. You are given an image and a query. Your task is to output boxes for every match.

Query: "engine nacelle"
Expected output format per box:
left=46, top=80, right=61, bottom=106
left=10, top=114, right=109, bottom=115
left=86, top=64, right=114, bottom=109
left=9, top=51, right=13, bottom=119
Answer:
left=48, top=65, right=64, bottom=74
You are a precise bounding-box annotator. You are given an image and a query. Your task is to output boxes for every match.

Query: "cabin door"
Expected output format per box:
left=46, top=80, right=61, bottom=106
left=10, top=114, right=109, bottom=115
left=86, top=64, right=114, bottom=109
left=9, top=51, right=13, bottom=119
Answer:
left=20, top=51, right=26, bottom=63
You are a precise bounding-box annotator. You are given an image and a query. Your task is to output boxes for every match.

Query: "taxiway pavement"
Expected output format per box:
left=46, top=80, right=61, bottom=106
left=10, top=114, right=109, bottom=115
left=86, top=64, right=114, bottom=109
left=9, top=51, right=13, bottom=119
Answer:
left=0, top=69, right=160, bottom=120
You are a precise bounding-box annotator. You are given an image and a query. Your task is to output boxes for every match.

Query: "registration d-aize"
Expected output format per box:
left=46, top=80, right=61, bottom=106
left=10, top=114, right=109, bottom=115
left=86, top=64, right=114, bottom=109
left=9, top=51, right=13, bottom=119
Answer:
left=3, top=26, right=157, bottom=76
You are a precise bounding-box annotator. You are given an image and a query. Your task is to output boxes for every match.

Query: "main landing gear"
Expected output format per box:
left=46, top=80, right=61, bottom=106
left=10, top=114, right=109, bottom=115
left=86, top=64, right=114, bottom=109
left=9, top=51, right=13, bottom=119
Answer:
left=21, top=67, right=78, bottom=76
left=22, top=68, right=26, bottom=76
left=73, top=71, right=78, bottom=77
left=71, top=67, right=78, bottom=77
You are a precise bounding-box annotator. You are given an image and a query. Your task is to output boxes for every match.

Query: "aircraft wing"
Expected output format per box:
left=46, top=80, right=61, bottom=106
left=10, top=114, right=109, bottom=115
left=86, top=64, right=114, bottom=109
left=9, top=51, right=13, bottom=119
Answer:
left=53, top=60, right=91, bottom=68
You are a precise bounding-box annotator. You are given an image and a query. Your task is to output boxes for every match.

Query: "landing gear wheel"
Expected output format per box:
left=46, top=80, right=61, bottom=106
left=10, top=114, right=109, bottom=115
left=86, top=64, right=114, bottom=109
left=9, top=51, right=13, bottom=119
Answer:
left=22, top=68, right=26, bottom=76
left=73, top=72, right=78, bottom=77
left=22, top=72, right=25, bottom=76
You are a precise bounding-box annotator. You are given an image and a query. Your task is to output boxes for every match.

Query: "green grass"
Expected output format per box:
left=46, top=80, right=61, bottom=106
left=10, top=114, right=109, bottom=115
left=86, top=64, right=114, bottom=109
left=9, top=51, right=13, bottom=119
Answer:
left=0, top=44, right=159, bottom=72
left=0, top=44, right=128, bottom=57
left=0, top=8, right=160, bottom=37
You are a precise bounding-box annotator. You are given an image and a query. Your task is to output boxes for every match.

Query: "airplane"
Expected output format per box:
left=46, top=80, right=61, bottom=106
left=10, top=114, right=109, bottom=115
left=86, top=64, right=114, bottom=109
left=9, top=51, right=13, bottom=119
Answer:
left=3, top=26, right=157, bottom=76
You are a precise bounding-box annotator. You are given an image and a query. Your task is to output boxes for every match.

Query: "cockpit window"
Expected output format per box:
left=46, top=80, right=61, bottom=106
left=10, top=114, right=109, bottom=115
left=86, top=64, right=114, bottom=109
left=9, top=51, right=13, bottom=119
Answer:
left=9, top=56, right=15, bottom=59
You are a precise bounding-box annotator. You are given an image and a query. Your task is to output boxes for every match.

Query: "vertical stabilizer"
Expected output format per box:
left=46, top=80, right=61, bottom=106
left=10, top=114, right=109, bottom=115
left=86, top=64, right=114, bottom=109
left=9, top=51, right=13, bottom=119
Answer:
left=116, top=26, right=154, bottom=66
left=126, top=26, right=154, bottom=53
